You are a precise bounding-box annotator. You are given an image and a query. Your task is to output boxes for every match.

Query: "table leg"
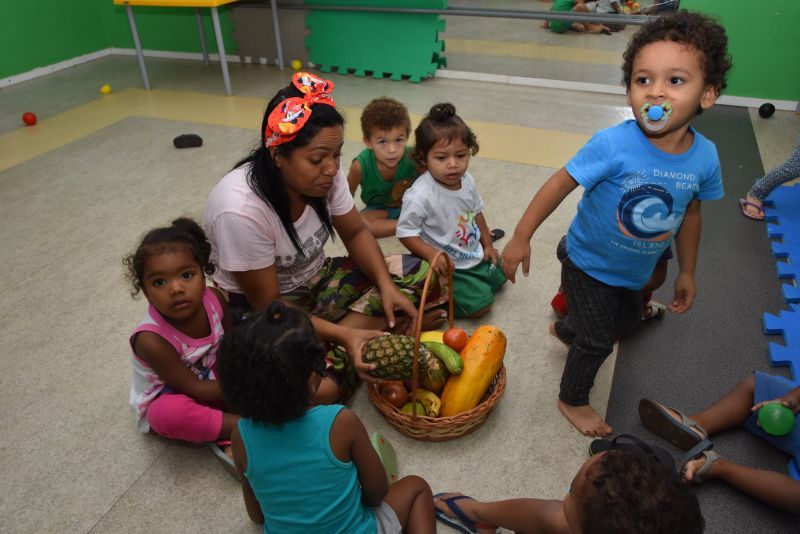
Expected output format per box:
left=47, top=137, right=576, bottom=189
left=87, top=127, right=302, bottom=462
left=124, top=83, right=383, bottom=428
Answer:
left=210, top=7, right=233, bottom=96
left=125, top=5, right=151, bottom=90
left=269, top=0, right=285, bottom=70
left=196, top=8, right=210, bottom=66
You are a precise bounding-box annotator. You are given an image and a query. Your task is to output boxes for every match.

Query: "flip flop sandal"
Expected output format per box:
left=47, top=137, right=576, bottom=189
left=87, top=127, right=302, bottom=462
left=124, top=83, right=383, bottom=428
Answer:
left=590, top=433, right=675, bottom=471
left=208, top=442, right=241, bottom=481
left=490, top=229, right=505, bottom=242
left=739, top=198, right=765, bottom=221
left=433, top=493, right=497, bottom=534
left=370, top=432, right=398, bottom=484
left=679, top=440, right=718, bottom=483
left=639, top=398, right=708, bottom=451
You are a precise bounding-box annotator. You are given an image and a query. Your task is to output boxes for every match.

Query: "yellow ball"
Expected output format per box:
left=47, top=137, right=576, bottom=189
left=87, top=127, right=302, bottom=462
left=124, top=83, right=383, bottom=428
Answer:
left=100, top=84, right=112, bottom=95
left=291, top=59, right=302, bottom=71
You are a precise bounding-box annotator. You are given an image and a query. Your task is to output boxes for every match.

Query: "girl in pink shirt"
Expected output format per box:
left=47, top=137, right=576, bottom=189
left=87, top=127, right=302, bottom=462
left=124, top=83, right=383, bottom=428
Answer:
left=126, top=218, right=236, bottom=470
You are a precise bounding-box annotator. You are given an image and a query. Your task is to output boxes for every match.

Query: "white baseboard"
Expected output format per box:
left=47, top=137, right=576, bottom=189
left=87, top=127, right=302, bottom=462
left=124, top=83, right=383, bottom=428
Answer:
left=109, top=47, right=252, bottom=64
left=437, top=69, right=799, bottom=111
left=1, top=49, right=112, bottom=88
left=1, top=47, right=275, bottom=88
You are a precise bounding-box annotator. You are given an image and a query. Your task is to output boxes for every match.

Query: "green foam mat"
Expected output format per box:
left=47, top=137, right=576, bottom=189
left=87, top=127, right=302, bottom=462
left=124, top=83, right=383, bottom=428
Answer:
left=305, top=0, right=446, bottom=83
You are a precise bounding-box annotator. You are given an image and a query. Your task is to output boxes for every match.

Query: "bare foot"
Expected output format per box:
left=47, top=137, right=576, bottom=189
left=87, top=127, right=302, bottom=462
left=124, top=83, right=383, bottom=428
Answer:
left=223, top=444, right=233, bottom=460
left=557, top=400, right=613, bottom=437
left=549, top=322, right=571, bottom=348
left=433, top=493, right=496, bottom=534
left=541, top=20, right=550, bottom=29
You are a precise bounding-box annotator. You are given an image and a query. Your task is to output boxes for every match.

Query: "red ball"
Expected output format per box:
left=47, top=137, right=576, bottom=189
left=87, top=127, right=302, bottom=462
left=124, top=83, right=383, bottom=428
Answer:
left=22, top=112, right=37, bottom=126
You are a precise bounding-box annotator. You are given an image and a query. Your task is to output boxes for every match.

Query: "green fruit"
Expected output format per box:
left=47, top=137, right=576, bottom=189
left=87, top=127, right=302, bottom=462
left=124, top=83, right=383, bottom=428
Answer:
left=363, top=334, right=438, bottom=382
left=423, top=341, right=464, bottom=375
left=400, top=402, right=426, bottom=416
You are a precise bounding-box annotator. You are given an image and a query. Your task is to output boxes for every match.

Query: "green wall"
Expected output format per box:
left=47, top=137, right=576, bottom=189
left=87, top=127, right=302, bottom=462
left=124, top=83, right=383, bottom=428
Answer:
left=0, top=0, right=236, bottom=81
left=682, top=0, right=800, bottom=101
left=0, top=1, right=108, bottom=79
left=2, top=1, right=798, bottom=103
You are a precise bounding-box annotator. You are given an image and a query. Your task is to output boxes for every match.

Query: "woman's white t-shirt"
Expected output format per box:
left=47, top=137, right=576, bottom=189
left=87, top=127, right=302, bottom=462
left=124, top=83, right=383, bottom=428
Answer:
left=204, top=163, right=354, bottom=294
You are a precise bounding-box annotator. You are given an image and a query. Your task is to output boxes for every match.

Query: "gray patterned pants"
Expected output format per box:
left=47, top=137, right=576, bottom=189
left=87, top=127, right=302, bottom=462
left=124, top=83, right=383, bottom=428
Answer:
left=748, top=136, right=800, bottom=200
left=554, top=237, right=643, bottom=405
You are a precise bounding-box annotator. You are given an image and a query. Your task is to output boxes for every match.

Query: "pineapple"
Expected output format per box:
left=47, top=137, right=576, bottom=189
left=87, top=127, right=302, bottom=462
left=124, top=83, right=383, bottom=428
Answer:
left=362, top=335, right=433, bottom=380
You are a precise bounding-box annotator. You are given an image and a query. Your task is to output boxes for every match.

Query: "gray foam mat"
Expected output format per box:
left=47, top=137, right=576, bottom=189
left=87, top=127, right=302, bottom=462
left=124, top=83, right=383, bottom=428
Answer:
left=605, top=105, right=799, bottom=533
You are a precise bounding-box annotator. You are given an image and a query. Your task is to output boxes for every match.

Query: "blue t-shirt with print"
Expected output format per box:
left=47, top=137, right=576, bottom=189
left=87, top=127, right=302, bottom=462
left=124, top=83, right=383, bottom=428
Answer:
left=565, top=120, right=723, bottom=289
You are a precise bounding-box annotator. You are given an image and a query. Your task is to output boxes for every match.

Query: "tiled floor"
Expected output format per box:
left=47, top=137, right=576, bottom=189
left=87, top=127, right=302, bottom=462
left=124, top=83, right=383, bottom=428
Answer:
left=0, top=29, right=797, bottom=534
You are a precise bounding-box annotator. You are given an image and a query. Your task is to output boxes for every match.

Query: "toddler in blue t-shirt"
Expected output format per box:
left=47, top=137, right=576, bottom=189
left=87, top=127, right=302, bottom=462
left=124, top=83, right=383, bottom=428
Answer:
left=501, top=11, right=732, bottom=437
left=217, top=301, right=436, bottom=533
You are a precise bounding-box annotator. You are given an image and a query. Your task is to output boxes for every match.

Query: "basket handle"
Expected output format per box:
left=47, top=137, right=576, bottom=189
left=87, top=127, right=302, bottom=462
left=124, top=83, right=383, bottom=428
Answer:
left=410, top=251, right=454, bottom=417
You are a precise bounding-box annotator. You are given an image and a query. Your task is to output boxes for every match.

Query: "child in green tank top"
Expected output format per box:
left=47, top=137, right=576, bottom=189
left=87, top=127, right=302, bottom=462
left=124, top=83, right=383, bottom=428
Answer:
left=348, top=97, right=420, bottom=238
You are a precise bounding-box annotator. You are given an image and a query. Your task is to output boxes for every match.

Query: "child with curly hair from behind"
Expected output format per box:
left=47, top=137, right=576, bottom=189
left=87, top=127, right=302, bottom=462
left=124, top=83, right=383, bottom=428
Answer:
left=433, top=450, right=704, bottom=534
left=217, top=301, right=436, bottom=533
left=125, top=218, right=237, bottom=473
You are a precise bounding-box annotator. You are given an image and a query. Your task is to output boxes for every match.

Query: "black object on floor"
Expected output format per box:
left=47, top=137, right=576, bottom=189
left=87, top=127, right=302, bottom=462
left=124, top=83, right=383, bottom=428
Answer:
left=604, top=106, right=799, bottom=533
left=173, top=133, right=203, bottom=148
left=490, top=229, right=505, bottom=242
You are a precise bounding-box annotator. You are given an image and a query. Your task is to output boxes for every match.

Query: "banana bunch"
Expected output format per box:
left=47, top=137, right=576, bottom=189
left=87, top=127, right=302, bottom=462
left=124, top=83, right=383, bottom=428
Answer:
left=411, top=388, right=441, bottom=417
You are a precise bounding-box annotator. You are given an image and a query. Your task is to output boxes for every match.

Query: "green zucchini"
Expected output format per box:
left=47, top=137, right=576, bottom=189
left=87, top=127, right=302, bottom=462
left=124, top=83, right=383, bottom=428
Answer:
left=423, top=341, right=464, bottom=375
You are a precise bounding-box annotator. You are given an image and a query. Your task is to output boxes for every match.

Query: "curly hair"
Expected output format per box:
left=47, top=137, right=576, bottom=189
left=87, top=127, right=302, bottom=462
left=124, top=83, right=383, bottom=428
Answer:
left=412, top=103, right=479, bottom=169
left=123, top=217, right=216, bottom=297
left=216, top=301, right=326, bottom=425
left=622, top=10, right=732, bottom=92
left=579, top=450, right=704, bottom=534
left=360, top=97, right=411, bottom=138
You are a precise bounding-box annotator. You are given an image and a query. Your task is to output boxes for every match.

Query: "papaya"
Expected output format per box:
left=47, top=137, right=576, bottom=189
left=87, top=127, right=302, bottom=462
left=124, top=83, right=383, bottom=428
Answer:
left=439, top=325, right=506, bottom=417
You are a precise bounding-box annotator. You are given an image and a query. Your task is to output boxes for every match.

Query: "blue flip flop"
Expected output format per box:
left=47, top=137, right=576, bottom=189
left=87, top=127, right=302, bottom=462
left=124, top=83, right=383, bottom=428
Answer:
left=433, top=493, right=496, bottom=534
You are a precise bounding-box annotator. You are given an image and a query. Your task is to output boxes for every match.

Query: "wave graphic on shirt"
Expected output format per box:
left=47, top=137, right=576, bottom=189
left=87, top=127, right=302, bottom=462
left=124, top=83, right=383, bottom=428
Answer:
left=616, top=184, right=679, bottom=241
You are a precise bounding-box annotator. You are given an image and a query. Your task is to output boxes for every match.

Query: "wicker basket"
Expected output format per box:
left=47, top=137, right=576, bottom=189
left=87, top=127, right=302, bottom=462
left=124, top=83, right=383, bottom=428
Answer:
left=367, top=252, right=506, bottom=441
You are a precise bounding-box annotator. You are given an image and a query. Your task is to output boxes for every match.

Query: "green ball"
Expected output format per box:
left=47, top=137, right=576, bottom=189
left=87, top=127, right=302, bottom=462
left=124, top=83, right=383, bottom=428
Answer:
left=758, top=403, right=796, bottom=436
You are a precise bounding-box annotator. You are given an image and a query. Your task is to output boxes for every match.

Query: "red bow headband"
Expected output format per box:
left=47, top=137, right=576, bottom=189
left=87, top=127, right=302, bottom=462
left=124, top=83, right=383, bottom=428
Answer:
left=264, top=72, right=336, bottom=148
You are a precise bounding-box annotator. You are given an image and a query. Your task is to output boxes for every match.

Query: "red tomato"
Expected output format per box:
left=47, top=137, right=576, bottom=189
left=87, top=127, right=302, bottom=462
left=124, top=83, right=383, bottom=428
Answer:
left=379, top=381, right=409, bottom=408
left=22, top=112, right=37, bottom=126
left=443, top=328, right=468, bottom=352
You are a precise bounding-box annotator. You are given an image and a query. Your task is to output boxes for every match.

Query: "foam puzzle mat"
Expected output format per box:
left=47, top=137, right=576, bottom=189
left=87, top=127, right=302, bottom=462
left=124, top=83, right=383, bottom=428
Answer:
left=762, top=183, right=800, bottom=384
left=305, top=0, right=446, bottom=83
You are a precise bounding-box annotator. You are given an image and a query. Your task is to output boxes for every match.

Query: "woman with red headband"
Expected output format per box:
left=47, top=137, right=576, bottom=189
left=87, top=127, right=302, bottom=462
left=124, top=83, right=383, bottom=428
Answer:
left=204, top=73, right=446, bottom=403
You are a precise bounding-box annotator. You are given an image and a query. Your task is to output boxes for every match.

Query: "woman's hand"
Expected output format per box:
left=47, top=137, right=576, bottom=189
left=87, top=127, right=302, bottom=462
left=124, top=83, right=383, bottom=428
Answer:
left=669, top=272, right=696, bottom=314
left=342, top=329, right=386, bottom=382
left=378, top=282, right=418, bottom=332
left=500, top=236, right=531, bottom=283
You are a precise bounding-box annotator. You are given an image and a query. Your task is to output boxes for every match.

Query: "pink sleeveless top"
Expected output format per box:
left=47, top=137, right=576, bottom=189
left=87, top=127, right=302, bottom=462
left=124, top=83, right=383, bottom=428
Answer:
left=128, top=287, right=224, bottom=432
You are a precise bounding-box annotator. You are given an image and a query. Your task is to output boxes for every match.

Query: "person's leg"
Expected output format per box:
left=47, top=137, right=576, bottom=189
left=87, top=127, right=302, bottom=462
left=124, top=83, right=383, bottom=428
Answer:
left=642, top=375, right=755, bottom=445
left=557, top=256, right=618, bottom=437
left=744, top=136, right=800, bottom=217
left=146, top=392, right=227, bottom=443
left=690, top=374, right=757, bottom=434
left=383, top=476, right=436, bottom=533
left=434, top=493, right=565, bottom=533
left=682, top=455, right=800, bottom=514
left=362, top=209, right=398, bottom=238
